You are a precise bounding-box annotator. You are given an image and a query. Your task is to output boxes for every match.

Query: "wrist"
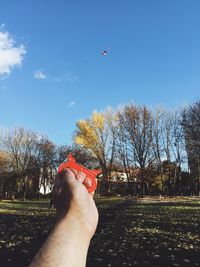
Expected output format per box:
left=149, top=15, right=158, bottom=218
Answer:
left=56, top=212, right=92, bottom=243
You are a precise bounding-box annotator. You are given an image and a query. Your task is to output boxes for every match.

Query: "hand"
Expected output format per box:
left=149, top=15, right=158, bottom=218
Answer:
left=53, top=168, right=99, bottom=240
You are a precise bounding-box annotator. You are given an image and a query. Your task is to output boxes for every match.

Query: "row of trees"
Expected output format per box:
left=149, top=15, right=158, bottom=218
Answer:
left=0, top=101, right=200, bottom=199
left=75, top=102, right=200, bottom=196
left=0, top=129, right=97, bottom=199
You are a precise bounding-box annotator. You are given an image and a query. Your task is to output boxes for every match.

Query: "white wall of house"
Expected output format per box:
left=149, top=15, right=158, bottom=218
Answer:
left=39, top=167, right=56, bottom=195
left=39, top=182, right=52, bottom=194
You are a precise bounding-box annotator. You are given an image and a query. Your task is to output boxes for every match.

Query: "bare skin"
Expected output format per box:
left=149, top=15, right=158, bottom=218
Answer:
left=29, top=168, right=99, bottom=267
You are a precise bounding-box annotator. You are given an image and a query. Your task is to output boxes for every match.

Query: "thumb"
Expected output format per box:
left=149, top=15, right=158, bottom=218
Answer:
left=60, top=168, right=78, bottom=187
left=54, top=168, right=77, bottom=191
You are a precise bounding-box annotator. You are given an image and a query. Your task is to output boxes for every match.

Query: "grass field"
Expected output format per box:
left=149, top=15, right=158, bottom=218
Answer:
left=0, top=197, right=200, bottom=267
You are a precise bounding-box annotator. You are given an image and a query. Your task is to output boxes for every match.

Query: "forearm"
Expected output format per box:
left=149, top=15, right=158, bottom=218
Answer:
left=29, top=214, right=91, bottom=267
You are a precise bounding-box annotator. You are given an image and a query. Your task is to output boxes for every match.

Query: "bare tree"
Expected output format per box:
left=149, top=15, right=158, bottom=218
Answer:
left=36, top=137, right=56, bottom=195
left=170, top=111, right=186, bottom=194
left=0, top=150, right=10, bottom=198
left=156, top=110, right=186, bottom=195
left=2, top=127, right=38, bottom=200
left=182, top=101, right=200, bottom=195
left=151, top=108, right=167, bottom=193
left=117, top=104, right=155, bottom=195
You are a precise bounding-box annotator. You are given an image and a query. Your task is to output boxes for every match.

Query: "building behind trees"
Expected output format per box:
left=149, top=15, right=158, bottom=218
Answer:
left=0, top=100, right=200, bottom=199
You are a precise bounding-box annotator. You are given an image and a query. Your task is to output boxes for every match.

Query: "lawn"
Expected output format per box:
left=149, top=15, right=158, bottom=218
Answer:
left=0, top=197, right=200, bottom=267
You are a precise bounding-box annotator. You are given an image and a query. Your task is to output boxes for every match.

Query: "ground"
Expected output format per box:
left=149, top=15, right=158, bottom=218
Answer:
left=0, top=197, right=200, bottom=267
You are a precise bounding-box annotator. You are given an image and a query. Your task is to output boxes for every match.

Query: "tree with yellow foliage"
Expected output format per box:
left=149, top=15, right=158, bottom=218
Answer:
left=74, top=110, right=116, bottom=192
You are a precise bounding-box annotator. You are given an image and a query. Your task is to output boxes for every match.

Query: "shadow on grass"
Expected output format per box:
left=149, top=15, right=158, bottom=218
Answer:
left=0, top=213, right=55, bottom=267
left=87, top=199, right=200, bottom=267
left=0, top=198, right=200, bottom=267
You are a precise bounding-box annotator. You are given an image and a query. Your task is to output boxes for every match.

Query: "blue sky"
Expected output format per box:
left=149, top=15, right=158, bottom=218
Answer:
left=0, top=0, right=200, bottom=145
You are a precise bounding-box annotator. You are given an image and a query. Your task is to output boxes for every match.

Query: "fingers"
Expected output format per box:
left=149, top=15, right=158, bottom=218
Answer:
left=89, top=179, right=97, bottom=198
left=62, top=168, right=79, bottom=185
left=76, top=171, right=86, bottom=183
left=54, top=168, right=76, bottom=192
left=69, top=168, right=78, bottom=177
left=66, top=168, right=92, bottom=190
left=84, top=177, right=93, bottom=188
left=76, top=172, right=96, bottom=197
left=89, top=191, right=95, bottom=198
left=55, top=167, right=96, bottom=196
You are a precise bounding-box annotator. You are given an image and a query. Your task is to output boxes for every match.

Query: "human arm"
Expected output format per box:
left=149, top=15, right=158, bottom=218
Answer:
left=29, top=168, right=98, bottom=267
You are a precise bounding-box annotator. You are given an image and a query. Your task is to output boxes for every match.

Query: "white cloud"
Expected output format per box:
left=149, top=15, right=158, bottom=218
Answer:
left=52, top=77, right=61, bottom=83
left=34, top=71, right=47, bottom=80
left=64, top=72, right=79, bottom=83
left=0, top=30, right=26, bottom=76
left=68, top=101, right=76, bottom=108
left=52, top=72, right=79, bottom=84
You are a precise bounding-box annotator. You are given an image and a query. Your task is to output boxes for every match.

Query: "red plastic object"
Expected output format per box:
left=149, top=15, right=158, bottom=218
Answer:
left=58, top=154, right=100, bottom=193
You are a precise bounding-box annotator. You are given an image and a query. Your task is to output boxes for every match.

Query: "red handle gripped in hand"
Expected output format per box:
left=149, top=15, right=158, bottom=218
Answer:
left=58, top=153, right=99, bottom=193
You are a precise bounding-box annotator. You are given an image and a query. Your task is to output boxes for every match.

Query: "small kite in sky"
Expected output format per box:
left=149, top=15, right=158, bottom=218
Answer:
left=102, top=47, right=111, bottom=56
left=102, top=49, right=110, bottom=56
